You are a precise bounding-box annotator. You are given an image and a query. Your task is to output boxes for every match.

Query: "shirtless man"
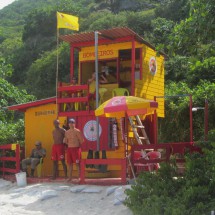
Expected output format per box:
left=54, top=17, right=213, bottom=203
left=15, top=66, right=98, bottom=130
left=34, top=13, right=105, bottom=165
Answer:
left=64, top=118, right=84, bottom=182
left=51, top=119, right=67, bottom=179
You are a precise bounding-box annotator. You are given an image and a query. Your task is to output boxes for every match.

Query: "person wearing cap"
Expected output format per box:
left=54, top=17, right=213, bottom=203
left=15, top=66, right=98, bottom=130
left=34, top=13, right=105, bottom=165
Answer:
left=51, top=119, right=67, bottom=179
left=64, top=118, right=84, bottom=182
left=21, top=141, right=46, bottom=177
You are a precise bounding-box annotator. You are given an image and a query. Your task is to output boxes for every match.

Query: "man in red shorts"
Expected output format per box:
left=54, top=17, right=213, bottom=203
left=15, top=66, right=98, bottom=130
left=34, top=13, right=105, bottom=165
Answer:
left=64, top=118, right=84, bottom=182
left=51, top=119, right=67, bottom=179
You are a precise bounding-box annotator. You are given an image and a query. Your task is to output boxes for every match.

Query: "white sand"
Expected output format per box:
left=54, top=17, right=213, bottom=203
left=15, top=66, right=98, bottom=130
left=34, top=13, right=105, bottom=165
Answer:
left=0, top=179, right=132, bottom=215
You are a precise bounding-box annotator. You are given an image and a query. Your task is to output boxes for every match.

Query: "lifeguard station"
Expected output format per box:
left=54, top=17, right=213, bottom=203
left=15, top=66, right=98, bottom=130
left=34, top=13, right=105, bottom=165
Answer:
left=8, top=27, right=166, bottom=183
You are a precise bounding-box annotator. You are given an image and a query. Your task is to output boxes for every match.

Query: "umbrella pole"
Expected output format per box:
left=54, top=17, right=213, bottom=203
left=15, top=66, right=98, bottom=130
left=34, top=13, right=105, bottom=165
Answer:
left=95, top=31, right=100, bottom=151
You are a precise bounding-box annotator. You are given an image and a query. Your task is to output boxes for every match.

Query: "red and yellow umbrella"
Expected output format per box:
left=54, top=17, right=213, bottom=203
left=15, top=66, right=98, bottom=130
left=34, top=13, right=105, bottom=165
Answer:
left=95, top=96, right=158, bottom=118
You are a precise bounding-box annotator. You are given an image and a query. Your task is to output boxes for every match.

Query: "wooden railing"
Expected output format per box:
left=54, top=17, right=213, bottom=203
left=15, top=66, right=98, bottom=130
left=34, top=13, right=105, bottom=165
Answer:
left=57, top=83, right=91, bottom=116
left=80, top=158, right=127, bottom=184
left=0, top=143, right=20, bottom=177
left=130, top=142, right=202, bottom=172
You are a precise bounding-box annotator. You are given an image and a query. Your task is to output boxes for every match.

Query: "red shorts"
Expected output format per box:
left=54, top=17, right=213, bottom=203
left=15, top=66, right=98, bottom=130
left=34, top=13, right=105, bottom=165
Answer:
left=67, top=147, right=81, bottom=165
left=51, top=144, right=65, bottom=161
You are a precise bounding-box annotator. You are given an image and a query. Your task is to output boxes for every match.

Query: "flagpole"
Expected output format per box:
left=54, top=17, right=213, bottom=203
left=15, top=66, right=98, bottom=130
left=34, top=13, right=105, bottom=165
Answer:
left=56, top=28, right=59, bottom=118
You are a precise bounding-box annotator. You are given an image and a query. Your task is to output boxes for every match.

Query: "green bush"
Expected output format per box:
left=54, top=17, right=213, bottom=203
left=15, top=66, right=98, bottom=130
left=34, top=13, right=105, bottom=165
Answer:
left=0, top=119, right=24, bottom=146
left=125, top=130, right=215, bottom=215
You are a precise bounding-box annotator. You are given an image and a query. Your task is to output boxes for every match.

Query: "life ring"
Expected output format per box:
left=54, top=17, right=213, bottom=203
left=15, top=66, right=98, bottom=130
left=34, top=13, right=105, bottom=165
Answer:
left=83, top=120, right=102, bottom=141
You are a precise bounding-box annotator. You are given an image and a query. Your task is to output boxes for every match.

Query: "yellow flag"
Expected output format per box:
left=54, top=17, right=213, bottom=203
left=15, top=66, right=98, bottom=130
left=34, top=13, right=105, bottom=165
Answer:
left=57, top=12, right=79, bottom=31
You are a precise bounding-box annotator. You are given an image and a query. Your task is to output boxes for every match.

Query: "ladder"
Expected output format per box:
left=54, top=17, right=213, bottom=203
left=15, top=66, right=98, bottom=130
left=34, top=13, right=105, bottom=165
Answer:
left=128, top=115, right=150, bottom=145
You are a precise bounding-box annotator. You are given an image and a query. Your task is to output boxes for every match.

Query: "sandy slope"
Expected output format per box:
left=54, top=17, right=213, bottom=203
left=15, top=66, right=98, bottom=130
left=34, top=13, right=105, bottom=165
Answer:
left=0, top=179, right=132, bottom=215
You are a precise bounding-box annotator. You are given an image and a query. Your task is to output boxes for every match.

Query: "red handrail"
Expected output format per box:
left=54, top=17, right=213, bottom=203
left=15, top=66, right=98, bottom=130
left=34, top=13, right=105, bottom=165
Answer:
left=57, top=83, right=90, bottom=114
left=130, top=142, right=201, bottom=168
left=80, top=158, right=127, bottom=185
left=0, top=143, right=20, bottom=177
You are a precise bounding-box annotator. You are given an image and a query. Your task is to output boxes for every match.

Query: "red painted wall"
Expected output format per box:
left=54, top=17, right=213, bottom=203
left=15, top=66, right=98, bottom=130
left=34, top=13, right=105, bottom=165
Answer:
left=75, top=115, right=110, bottom=151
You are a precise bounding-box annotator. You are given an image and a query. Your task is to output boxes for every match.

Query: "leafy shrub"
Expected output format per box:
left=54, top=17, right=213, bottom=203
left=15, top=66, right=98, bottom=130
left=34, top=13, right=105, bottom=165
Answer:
left=0, top=119, right=25, bottom=146
left=125, top=130, right=215, bottom=215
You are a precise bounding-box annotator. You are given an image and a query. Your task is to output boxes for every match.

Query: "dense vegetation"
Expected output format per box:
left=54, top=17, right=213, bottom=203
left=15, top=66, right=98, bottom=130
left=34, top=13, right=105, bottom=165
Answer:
left=125, top=130, right=215, bottom=215
left=0, top=0, right=214, bottom=137
left=0, top=0, right=214, bottom=212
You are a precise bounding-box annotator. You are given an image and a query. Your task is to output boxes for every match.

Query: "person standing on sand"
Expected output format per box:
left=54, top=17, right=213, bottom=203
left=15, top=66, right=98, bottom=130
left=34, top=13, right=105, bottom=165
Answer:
left=64, top=118, right=84, bottom=182
left=51, top=119, right=67, bottom=179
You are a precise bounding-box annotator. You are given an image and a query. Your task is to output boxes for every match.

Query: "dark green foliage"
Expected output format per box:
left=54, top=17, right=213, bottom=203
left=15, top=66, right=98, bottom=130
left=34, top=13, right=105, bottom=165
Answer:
left=0, top=79, right=35, bottom=146
left=155, top=0, right=190, bottom=22
left=125, top=131, right=215, bottom=214
left=0, top=119, right=25, bottom=146
left=0, top=57, right=13, bottom=79
left=125, top=10, right=154, bottom=37
left=0, top=0, right=214, bottom=101
left=0, top=78, right=34, bottom=121
left=22, top=9, right=56, bottom=41
left=159, top=81, right=215, bottom=143
left=188, top=57, right=215, bottom=87
left=168, top=0, right=215, bottom=57
left=165, top=55, right=190, bottom=82
left=92, top=0, right=157, bottom=13
left=158, top=82, right=192, bottom=143
left=125, top=162, right=185, bottom=215
left=0, top=60, right=34, bottom=144
left=149, top=18, right=175, bottom=49
left=10, top=9, right=56, bottom=86
left=25, top=43, right=70, bottom=98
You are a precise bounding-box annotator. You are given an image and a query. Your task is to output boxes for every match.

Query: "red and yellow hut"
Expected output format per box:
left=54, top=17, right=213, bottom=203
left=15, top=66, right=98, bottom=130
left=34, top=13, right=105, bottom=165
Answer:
left=9, top=27, right=165, bottom=182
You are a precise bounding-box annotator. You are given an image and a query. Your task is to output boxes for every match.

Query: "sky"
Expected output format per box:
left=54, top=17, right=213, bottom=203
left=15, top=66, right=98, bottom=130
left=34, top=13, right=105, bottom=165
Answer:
left=0, top=0, right=16, bottom=10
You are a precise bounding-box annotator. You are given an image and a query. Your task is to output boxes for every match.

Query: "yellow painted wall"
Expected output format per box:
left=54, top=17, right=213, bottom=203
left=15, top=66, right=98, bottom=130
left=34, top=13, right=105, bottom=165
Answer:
left=24, top=104, right=66, bottom=177
left=23, top=102, right=124, bottom=177
left=22, top=40, right=164, bottom=178
left=77, top=41, right=165, bottom=177
left=79, top=41, right=165, bottom=117
left=135, top=45, right=165, bottom=117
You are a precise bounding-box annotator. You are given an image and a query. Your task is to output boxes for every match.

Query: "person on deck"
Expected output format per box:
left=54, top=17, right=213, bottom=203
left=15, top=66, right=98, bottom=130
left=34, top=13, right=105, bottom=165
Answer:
left=51, top=119, right=67, bottom=179
left=64, top=118, right=84, bottom=182
left=87, top=72, right=108, bottom=109
left=21, top=141, right=46, bottom=177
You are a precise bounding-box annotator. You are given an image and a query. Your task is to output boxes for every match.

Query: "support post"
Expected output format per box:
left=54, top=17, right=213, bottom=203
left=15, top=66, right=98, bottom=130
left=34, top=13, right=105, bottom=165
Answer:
left=189, top=95, right=193, bottom=143
left=154, top=96, right=158, bottom=144
left=70, top=46, right=74, bottom=82
left=95, top=31, right=100, bottom=151
left=131, top=38, right=135, bottom=96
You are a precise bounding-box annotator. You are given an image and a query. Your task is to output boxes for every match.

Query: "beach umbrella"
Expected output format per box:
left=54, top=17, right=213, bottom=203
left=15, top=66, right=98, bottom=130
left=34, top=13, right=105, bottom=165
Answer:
left=95, top=96, right=158, bottom=118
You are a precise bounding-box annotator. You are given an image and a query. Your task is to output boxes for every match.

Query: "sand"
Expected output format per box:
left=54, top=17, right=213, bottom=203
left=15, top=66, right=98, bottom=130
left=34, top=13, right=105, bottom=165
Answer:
left=0, top=179, right=133, bottom=215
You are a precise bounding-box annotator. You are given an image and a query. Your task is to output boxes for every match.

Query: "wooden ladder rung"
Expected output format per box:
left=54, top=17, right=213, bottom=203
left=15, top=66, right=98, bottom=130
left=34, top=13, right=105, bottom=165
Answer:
left=139, top=137, right=147, bottom=140
left=132, top=125, right=145, bottom=128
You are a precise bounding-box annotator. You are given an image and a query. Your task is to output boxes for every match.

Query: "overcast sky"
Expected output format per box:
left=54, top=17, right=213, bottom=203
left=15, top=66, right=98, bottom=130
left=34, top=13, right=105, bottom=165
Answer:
left=0, top=0, right=16, bottom=10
